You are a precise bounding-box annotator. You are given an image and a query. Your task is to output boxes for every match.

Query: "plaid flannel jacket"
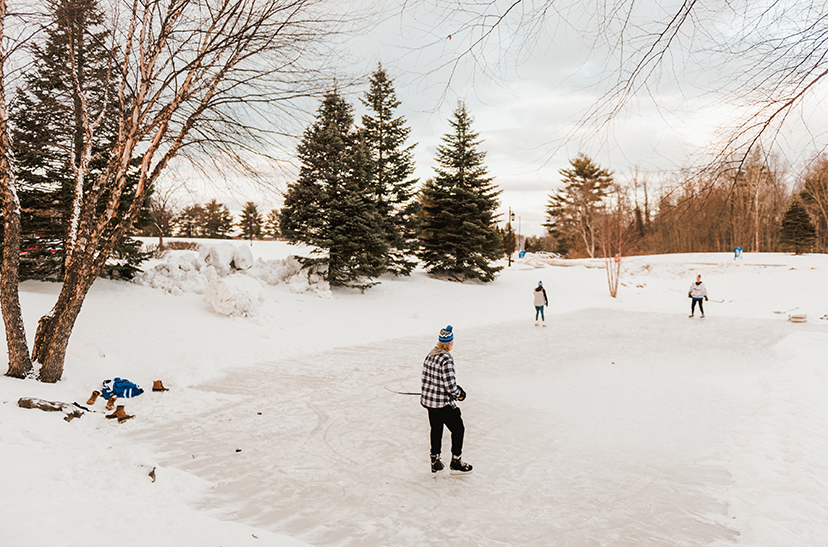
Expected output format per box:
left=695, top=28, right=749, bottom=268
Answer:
left=420, top=347, right=461, bottom=409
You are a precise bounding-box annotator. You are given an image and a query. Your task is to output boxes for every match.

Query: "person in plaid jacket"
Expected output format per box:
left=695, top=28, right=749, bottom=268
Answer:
left=421, top=325, right=473, bottom=474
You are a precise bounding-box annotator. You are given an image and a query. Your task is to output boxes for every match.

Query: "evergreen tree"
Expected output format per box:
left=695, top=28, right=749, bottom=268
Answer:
left=264, top=209, right=281, bottom=239
left=417, top=102, right=502, bottom=282
left=10, top=0, right=150, bottom=280
left=360, top=64, right=421, bottom=275
left=202, top=199, right=234, bottom=239
left=175, top=205, right=206, bottom=237
left=238, top=201, right=262, bottom=243
left=544, top=154, right=613, bottom=258
left=779, top=196, right=816, bottom=254
left=280, top=90, right=387, bottom=289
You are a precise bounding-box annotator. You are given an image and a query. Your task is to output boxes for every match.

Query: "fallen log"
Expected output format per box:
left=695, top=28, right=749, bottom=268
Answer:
left=18, top=397, right=85, bottom=422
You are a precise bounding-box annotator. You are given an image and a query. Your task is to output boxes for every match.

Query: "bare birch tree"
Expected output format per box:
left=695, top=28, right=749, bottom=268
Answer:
left=0, top=0, right=35, bottom=378
left=2, top=0, right=358, bottom=382
left=596, top=184, right=640, bottom=298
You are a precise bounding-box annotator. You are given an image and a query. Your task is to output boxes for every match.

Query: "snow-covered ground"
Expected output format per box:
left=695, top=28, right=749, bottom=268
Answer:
left=3, top=242, right=828, bottom=546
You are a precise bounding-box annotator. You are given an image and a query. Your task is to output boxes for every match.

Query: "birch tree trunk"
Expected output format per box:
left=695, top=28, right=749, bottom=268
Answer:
left=25, top=0, right=346, bottom=382
left=0, top=0, right=34, bottom=379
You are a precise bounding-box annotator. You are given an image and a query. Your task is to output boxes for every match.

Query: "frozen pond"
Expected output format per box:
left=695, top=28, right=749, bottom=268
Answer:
left=133, top=307, right=818, bottom=546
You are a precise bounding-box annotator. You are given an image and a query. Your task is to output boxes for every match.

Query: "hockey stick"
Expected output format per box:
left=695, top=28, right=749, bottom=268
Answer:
left=384, top=386, right=421, bottom=396
left=72, top=402, right=107, bottom=414
left=773, top=306, right=799, bottom=314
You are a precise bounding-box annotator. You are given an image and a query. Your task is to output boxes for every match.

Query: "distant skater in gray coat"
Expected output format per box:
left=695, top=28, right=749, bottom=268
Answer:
left=688, top=275, right=708, bottom=318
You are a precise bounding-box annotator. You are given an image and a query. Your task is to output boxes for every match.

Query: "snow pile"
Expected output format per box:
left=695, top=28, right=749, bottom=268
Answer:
left=204, top=276, right=265, bottom=317
left=135, top=251, right=219, bottom=295
left=136, top=243, right=331, bottom=298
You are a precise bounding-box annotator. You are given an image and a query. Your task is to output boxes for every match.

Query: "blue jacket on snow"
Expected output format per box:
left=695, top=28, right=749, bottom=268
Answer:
left=101, top=378, right=144, bottom=399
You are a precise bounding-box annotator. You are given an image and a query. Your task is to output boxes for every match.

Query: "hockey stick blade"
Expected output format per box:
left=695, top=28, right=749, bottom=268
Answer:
left=384, top=386, right=421, bottom=396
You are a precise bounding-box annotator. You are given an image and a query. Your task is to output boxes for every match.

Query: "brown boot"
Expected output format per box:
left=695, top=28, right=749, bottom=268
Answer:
left=86, top=390, right=100, bottom=405
left=152, top=380, right=169, bottom=392
left=105, top=405, right=134, bottom=423
left=105, top=396, right=117, bottom=411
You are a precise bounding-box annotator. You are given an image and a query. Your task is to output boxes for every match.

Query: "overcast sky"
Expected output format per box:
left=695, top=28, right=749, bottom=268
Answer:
left=198, top=0, right=828, bottom=238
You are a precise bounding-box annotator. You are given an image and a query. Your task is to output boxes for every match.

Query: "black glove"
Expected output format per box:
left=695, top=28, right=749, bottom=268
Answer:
left=688, top=293, right=692, bottom=298
left=704, top=296, right=708, bottom=301
left=456, top=386, right=466, bottom=401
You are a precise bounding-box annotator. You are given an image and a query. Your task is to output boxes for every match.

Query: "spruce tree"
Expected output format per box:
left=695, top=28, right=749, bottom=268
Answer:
left=779, top=197, right=816, bottom=254
left=175, top=205, right=206, bottom=237
left=264, top=209, right=281, bottom=239
left=202, top=200, right=234, bottom=239
left=238, top=202, right=263, bottom=243
left=417, top=102, right=502, bottom=282
left=360, top=64, right=420, bottom=275
left=10, top=0, right=150, bottom=280
left=280, top=90, right=387, bottom=289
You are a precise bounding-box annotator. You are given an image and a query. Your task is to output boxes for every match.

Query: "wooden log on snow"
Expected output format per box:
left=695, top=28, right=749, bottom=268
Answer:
left=17, top=397, right=85, bottom=422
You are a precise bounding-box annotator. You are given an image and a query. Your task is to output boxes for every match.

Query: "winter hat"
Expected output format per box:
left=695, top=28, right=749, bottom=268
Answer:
left=538, top=281, right=543, bottom=287
left=438, top=325, right=454, bottom=344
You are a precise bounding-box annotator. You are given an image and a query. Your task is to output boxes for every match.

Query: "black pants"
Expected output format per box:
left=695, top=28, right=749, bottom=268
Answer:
left=691, top=298, right=705, bottom=315
left=427, top=405, right=465, bottom=457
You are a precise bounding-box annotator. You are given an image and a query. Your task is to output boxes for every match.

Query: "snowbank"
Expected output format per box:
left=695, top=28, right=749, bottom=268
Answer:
left=136, top=243, right=331, bottom=298
left=204, top=276, right=265, bottom=317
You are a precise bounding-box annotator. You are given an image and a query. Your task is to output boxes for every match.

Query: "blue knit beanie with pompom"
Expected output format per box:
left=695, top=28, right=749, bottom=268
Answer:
left=438, top=325, right=454, bottom=343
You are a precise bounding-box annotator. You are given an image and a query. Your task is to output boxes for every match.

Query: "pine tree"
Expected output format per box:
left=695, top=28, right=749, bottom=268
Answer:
left=544, top=154, right=613, bottom=258
left=264, top=209, right=281, bottom=239
left=175, top=205, right=206, bottom=237
left=280, top=90, right=387, bottom=289
left=779, top=196, right=816, bottom=254
left=202, top=199, right=234, bottom=239
left=360, top=64, right=420, bottom=275
left=417, top=102, right=502, bottom=282
left=238, top=201, right=262, bottom=243
left=10, top=0, right=150, bottom=280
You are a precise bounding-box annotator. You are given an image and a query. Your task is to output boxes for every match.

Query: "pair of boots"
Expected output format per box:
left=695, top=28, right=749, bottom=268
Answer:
left=431, top=453, right=473, bottom=474
left=106, top=405, right=134, bottom=424
left=86, top=390, right=118, bottom=410
left=86, top=391, right=132, bottom=422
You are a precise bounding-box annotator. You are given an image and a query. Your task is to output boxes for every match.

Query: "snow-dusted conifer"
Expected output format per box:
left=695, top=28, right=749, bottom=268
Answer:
left=780, top=196, right=816, bottom=254
left=280, top=90, right=387, bottom=289
left=417, top=102, right=502, bottom=282
left=202, top=200, right=234, bottom=239
left=360, top=64, right=420, bottom=276
left=238, top=202, right=263, bottom=243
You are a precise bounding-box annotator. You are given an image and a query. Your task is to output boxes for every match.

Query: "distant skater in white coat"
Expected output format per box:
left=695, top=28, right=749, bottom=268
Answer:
left=688, top=275, right=708, bottom=318
left=534, top=281, right=548, bottom=326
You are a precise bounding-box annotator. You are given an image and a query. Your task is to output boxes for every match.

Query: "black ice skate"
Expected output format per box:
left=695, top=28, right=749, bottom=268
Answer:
left=431, top=454, right=445, bottom=474
left=449, top=455, right=473, bottom=475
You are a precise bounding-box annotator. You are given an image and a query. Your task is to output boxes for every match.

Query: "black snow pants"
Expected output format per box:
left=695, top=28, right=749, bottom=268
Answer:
left=427, top=405, right=465, bottom=457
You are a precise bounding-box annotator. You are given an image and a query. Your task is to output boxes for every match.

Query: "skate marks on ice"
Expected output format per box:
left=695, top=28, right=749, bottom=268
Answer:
left=129, top=309, right=794, bottom=546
